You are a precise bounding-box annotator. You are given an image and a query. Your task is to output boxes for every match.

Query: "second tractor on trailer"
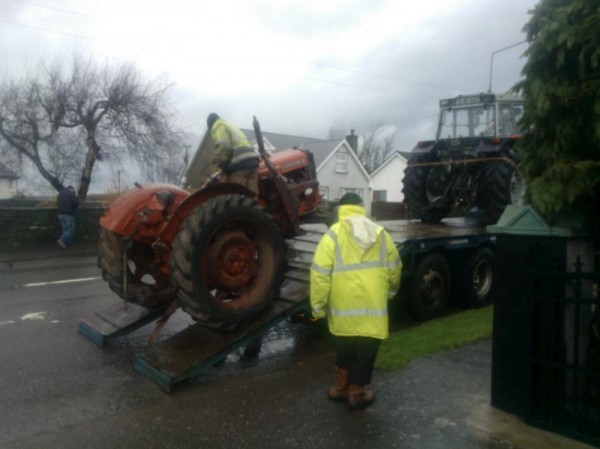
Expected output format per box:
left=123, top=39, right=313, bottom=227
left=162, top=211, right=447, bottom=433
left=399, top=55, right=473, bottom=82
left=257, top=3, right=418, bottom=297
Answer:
left=403, top=92, right=526, bottom=224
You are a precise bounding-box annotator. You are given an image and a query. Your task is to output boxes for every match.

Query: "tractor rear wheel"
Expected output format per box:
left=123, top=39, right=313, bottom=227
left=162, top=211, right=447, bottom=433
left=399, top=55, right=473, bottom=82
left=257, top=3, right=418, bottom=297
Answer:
left=97, top=229, right=173, bottom=309
left=480, top=154, right=525, bottom=223
left=403, top=153, right=451, bottom=223
left=170, top=194, right=286, bottom=323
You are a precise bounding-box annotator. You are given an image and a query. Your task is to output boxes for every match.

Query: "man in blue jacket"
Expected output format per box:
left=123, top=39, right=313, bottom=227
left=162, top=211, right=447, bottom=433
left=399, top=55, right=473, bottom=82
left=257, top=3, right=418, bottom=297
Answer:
left=57, top=185, right=78, bottom=248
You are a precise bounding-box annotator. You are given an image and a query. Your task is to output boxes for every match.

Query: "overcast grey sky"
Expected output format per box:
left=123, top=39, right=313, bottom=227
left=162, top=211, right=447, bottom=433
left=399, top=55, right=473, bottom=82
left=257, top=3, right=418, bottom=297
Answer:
left=1, top=0, right=538, bottom=154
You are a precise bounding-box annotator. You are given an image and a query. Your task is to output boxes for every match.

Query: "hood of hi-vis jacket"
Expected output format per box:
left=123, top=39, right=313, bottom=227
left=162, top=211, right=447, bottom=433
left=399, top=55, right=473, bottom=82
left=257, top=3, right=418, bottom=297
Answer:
left=309, top=204, right=402, bottom=339
left=338, top=204, right=380, bottom=251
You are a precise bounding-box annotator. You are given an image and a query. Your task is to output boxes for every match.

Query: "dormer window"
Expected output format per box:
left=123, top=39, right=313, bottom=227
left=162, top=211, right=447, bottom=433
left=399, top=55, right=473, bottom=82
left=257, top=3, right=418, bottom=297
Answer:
left=335, top=150, right=348, bottom=173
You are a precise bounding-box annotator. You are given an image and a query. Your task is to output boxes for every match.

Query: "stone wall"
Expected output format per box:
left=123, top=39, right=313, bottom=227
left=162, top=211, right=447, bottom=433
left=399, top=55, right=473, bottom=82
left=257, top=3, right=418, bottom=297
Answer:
left=0, top=205, right=105, bottom=249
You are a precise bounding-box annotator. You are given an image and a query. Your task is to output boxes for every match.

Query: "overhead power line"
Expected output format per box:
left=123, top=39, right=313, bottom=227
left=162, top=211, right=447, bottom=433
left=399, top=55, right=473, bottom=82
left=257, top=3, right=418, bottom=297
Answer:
left=303, top=76, right=440, bottom=100
left=0, top=18, right=113, bottom=43
left=15, top=0, right=107, bottom=21
left=312, top=63, right=455, bottom=90
left=3, top=3, right=456, bottom=101
left=9, top=0, right=455, bottom=94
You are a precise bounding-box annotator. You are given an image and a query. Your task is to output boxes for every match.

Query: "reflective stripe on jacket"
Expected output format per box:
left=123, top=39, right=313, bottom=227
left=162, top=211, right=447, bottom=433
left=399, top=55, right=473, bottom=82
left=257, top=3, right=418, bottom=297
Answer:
left=310, top=204, right=402, bottom=339
left=209, top=119, right=258, bottom=171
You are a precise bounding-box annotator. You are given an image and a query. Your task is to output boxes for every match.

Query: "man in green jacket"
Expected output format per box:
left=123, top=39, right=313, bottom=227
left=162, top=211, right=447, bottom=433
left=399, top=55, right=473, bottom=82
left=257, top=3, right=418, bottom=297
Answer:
left=206, top=113, right=260, bottom=195
left=310, top=193, right=401, bottom=409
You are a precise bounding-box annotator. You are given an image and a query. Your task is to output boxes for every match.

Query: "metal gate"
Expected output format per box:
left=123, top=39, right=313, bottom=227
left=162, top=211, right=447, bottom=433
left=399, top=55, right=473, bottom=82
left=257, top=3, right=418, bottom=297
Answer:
left=530, top=251, right=599, bottom=445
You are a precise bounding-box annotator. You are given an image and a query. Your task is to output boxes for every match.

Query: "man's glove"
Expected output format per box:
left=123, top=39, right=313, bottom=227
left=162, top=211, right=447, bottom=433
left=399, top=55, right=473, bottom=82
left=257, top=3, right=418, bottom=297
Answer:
left=293, top=309, right=322, bottom=323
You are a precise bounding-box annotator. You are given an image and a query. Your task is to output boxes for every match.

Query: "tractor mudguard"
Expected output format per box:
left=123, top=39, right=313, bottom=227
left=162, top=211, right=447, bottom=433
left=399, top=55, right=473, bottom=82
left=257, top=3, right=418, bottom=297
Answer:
left=159, top=182, right=256, bottom=243
left=99, top=183, right=189, bottom=240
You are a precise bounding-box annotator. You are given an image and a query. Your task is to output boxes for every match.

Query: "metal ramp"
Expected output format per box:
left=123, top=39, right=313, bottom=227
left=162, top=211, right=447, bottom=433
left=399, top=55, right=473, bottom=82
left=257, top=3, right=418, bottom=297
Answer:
left=77, top=302, right=167, bottom=347
left=78, top=230, right=321, bottom=392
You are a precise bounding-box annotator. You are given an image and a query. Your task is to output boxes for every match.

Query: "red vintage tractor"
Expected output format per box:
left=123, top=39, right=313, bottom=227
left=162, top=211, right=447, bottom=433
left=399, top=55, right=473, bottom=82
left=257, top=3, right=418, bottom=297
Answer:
left=97, top=118, right=322, bottom=324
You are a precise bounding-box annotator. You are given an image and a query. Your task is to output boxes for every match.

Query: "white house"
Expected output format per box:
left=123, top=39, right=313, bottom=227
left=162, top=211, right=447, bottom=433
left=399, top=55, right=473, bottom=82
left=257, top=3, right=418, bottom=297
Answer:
left=242, top=129, right=374, bottom=214
left=369, top=151, right=410, bottom=203
left=0, top=162, right=19, bottom=199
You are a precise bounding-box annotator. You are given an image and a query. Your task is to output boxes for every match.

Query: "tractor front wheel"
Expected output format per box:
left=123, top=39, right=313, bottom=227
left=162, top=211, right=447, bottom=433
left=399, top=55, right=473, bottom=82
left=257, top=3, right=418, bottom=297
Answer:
left=97, top=229, right=173, bottom=309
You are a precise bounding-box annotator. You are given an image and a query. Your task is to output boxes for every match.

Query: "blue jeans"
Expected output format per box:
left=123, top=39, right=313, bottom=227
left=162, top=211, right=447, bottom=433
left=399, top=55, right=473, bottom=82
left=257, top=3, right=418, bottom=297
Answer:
left=58, top=214, right=76, bottom=246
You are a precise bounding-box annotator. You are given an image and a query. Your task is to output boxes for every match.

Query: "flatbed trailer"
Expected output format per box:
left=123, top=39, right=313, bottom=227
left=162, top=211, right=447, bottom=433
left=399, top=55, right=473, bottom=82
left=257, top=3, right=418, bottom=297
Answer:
left=385, top=218, right=496, bottom=320
left=78, top=218, right=495, bottom=391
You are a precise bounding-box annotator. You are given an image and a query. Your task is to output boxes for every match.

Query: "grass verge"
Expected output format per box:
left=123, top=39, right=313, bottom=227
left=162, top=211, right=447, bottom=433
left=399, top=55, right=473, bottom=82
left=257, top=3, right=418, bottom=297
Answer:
left=375, top=305, right=493, bottom=372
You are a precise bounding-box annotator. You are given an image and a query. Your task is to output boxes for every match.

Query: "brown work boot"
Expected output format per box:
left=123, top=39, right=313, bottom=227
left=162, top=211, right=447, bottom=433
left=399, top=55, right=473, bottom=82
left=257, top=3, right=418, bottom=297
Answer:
left=348, top=384, right=375, bottom=410
left=327, top=367, right=349, bottom=401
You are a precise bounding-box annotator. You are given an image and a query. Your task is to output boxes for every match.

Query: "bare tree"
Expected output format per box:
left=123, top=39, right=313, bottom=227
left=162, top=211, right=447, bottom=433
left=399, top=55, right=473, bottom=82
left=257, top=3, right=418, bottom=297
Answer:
left=0, top=54, right=184, bottom=201
left=327, top=125, right=347, bottom=140
left=360, top=124, right=396, bottom=173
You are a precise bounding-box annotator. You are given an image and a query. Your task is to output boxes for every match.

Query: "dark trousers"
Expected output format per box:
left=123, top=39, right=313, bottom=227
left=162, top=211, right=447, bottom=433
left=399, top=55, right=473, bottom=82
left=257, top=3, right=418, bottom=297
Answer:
left=332, top=336, right=382, bottom=386
left=227, top=169, right=258, bottom=195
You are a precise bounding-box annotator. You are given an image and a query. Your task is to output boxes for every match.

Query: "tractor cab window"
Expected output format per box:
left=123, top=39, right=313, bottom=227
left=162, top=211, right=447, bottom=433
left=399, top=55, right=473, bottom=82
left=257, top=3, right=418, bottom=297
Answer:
left=439, top=105, right=495, bottom=139
left=497, top=103, right=524, bottom=136
left=472, top=106, right=495, bottom=136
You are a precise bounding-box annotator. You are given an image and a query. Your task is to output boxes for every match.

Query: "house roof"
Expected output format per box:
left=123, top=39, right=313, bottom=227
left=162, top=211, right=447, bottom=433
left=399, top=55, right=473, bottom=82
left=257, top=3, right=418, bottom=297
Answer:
left=370, top=151, right=409, bottom=178
left=0, top=162, right=19, bottom=179
left=301, top=139, right=344, bottom=166
left=318, top=140, right=372, bottom=184
left=241, top=129, right=340, bottom=166
left=241, top=128, right=373, bottom=183
left=242, top=128, right=328, bottom=149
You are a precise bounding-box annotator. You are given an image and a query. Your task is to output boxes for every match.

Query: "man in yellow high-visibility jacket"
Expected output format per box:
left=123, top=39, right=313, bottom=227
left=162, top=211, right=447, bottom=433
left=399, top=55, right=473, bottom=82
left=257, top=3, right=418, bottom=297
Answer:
left=206, top=113, right=260, bottom=195
left=310, top=193, right=401, bottom=410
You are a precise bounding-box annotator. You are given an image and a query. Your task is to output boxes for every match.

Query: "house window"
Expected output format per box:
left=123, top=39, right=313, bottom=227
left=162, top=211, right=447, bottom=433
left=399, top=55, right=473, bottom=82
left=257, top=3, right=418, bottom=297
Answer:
left=320, top=186, right=329, bottom=202
left=338, top=188, right=363, bottom=201
left=373, top=190, right=387, bottom=202
left=335, top=150, right=348, bottom=173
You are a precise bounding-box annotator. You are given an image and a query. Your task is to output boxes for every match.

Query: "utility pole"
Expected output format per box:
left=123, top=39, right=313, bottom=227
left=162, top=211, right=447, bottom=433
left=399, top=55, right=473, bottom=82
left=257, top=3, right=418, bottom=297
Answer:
left=488, top=41, right=527, bottom=93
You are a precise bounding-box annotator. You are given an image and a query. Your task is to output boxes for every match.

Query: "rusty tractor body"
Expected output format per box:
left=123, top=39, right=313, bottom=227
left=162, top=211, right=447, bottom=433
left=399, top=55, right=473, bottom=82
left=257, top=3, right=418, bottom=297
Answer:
left=98, top=118, right=322, bottom=323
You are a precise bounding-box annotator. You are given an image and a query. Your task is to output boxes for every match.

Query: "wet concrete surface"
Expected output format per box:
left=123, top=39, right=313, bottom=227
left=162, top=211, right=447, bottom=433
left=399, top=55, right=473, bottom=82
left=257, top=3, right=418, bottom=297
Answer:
left=0, top=245, right=596, bottom=449
left=1, top=322, right=593, bottom=449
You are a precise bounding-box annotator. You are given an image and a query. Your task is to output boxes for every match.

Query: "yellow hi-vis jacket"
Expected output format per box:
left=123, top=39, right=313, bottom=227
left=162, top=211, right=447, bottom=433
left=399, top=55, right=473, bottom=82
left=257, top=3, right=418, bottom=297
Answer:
left=310, top=204, right=402, bottom=339
left=209, top=118, right=257, bottom=171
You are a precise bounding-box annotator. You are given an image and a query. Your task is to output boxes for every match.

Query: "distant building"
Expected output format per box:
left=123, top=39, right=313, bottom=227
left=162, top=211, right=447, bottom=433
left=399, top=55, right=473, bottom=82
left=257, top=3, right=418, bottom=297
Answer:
left=369, top=151, right=411, bottom=203
left=0, top=162, right=19, bottom=199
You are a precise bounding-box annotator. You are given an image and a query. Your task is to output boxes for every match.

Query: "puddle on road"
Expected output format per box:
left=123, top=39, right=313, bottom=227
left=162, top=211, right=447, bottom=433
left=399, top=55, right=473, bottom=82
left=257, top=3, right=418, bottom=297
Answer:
left=109, top=310, right=328, bottom=376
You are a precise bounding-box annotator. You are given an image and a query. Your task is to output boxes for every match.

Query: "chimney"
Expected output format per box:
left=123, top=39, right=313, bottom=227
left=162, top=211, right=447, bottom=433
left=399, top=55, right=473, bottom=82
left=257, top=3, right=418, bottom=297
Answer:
left=346, top=129, right=358, bottom=152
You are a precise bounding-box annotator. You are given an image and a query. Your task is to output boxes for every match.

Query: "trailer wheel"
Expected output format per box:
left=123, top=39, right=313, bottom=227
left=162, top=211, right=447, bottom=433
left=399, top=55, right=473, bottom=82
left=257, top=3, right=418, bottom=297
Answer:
left=480, top=154, right=525, bottom=223
left=97, top=229, right=172, bottom=309
left=462, top=247, right=495, bottom=308
left=409, top=252, right=451, bottom=320
left=170, top=194, right=286, bottom=323
left=403, top=153, right=451, bottom=223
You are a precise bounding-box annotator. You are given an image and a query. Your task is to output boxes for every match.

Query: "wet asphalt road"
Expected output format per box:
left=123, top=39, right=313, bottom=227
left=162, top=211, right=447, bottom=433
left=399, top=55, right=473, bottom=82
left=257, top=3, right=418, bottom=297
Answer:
left=0, top=246, right=593, bottom=449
